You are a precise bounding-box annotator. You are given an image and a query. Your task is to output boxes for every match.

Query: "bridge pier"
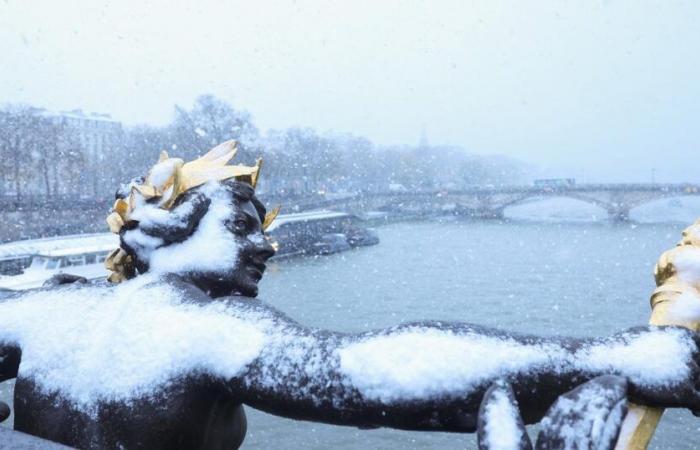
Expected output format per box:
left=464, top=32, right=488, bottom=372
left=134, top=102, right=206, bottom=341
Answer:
left=607, top=207, right=630, bottom=223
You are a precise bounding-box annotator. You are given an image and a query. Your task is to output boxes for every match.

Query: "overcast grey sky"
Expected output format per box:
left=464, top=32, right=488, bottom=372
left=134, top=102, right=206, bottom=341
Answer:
left=1, top=0, right=698, bottom=182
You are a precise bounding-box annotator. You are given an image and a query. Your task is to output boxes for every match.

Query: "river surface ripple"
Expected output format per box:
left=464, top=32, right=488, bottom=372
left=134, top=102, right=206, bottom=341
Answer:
left=3, top=220, right=699, bottom=448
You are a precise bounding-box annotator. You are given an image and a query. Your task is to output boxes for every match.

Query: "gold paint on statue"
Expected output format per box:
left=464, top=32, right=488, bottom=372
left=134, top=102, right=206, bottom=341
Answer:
left=106, top=212, right=124, bottom=234
left=262, top=205, right=281, bottom=232
left=616, top=219, right=700, bottom=450
left=104, top=249, right=135, bottom=283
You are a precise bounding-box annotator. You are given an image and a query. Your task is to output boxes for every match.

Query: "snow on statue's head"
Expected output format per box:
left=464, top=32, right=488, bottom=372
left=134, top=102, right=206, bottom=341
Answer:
left=104, top=140, right=278, bottom=298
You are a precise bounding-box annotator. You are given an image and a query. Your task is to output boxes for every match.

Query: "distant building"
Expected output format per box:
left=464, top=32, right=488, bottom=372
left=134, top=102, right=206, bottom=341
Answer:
left=41, top=109, right=123, bottom=196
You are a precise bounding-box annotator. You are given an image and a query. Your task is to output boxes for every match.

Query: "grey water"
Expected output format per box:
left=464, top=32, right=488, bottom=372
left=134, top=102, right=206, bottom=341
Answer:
left=2, top=219, right=700, bottom=448
left=246, top=219, right=699, bottom=449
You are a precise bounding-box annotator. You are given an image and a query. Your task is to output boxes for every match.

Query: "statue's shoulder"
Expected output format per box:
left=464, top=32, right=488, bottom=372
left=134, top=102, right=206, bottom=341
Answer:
left=217, top=295, right=301, bottom=325
left=149, top=274, right=211, bottom=305
left=216, top=295, right=272, bottom=315
left=151, top=275, right=263, bottom=310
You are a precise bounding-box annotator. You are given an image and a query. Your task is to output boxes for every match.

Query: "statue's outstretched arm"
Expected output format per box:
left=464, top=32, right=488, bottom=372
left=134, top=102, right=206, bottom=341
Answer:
left=222, top=298, right=700, bottom=433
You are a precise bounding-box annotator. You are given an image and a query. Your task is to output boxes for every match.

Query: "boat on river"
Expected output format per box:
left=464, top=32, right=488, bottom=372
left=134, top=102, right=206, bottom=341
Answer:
left=0, top=233, right=118, bottom=290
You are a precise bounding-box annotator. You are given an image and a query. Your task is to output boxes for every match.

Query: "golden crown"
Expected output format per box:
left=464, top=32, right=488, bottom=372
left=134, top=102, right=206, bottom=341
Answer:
left=105, top=140, right=280, bottom=282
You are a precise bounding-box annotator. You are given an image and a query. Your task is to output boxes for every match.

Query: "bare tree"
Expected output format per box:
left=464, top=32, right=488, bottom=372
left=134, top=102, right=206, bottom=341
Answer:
left=171, top=95, right=259, bottom=161
left=0, top=106, right=41, bottom=201
left=2, top=97, right=529, bottom=205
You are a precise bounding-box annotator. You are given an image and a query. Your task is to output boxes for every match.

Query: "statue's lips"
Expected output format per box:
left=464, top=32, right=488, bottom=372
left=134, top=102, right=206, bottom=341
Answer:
left=247, top=262, right=266, bottom=280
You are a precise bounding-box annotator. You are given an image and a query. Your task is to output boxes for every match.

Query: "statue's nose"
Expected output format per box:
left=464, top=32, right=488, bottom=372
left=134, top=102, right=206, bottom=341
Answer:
left=257, top=238, right=276, bottom=261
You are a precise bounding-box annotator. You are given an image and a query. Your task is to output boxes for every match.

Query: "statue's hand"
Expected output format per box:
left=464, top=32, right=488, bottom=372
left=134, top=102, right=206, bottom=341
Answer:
left=42, top=273, right=88, bottom=287
left=536, top=376, right=628, bottom=450
left=477, top=376, right=628, bottom=450
left=477, top=380, right=531, bottom=450
left=608, top=326, right=700, bottom=412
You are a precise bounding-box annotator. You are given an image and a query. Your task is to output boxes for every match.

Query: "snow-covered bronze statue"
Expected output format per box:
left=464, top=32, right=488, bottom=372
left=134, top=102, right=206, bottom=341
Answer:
left=1, top=141, right=700, bottom=449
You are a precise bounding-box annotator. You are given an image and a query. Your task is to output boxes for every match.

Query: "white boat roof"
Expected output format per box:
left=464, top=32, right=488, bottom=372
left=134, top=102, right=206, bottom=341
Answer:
left=265, top=210, right=351, bottom=232
left=37, top=243, right=117, bottom=258
left=0, top=233, right=118, bottom=261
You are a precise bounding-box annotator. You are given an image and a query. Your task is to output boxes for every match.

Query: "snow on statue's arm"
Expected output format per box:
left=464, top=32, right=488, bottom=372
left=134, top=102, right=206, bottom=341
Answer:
left=214, top=294, right=700, bottom=432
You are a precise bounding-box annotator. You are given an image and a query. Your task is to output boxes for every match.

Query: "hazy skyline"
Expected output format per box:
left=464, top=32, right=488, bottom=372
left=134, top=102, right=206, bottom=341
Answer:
left=1, top=0, right=698, bottom=182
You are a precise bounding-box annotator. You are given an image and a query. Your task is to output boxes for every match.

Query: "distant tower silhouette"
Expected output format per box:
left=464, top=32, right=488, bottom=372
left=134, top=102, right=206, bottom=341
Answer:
left=419, top=126, right=429, bottom=149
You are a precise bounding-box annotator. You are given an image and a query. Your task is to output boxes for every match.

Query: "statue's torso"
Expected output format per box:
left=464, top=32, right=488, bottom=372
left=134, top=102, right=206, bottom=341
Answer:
left=13, top=376, right=246, bottom=450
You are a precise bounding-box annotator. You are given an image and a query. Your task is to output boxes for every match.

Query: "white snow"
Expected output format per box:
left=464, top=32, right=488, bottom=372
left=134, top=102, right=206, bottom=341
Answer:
left=683, top=224, right=700, bottom=244
left=128, top=188, right=197, bottom=229
left=128, top=202, right=170, bottom=226
left=338, top=327, right=695, bottom=403
left=121, top=228, right=164, bottom=261
left=576, top=328, right=694, bottom=388
left=673, top=246, right=700, bottom=285
left=337, top=328, right=567, bottom=402
left=124, top=182, right=243, bottom=276
left=147, top=158, right=181, bottom=189
left=0, top=275, right=268, bottom=414
left=666, top=291, right=700, bottom=324
left=482, top=387, right=523, bottom=450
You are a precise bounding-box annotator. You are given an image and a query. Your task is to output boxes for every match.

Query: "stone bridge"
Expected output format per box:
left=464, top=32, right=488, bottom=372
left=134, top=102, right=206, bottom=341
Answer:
left=1, top=183, right=699, bottom=241
left=291, top=183, right=700, bottom=222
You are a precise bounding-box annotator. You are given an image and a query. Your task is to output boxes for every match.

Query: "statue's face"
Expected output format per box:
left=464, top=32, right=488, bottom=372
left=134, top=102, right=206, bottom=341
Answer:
left=187, top=197, right=275, bottom=298
left=214, top=199, right=275, bottom=298
left=122, top=182, right=275, bottom=298
left=226, top=199, right=275, bottom=297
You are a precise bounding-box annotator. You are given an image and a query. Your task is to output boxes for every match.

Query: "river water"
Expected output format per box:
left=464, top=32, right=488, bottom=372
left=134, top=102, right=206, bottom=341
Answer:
left=246, top=218, right=699, bottom=449
left=2, top=217, right=700, bottom=448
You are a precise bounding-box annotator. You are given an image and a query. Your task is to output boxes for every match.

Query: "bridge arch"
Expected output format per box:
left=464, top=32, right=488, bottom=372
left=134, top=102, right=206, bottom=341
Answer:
left=498, top=195, right=608, bottom=221
left=496, top=192, right=610, bottom=211
left=628, top=195, right=700, bottom=223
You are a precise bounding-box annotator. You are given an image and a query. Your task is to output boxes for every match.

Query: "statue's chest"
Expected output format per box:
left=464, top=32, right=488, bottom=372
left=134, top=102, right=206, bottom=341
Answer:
left=1, top=284, right=266, bottom=408
left=14, top=376, right=244, bottom=450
